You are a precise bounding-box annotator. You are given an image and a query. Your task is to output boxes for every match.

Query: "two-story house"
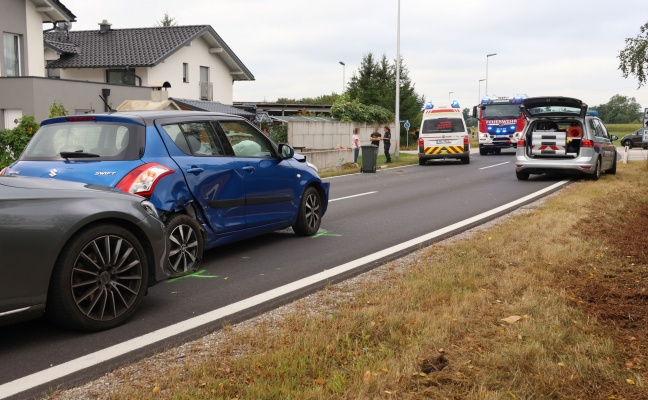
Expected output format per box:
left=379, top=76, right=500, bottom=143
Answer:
left=0, top=0, right=254, bottom=128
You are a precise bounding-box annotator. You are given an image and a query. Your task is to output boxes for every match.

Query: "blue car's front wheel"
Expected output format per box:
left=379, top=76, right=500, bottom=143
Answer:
left=292, top=186, right=322, bottom=236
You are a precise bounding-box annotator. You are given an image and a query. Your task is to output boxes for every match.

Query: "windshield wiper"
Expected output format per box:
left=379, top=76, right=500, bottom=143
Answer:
left=60, top=151, right=100, bottom=160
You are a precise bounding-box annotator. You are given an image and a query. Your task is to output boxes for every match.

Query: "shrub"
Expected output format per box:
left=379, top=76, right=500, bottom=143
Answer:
left=0, top=116, right=39, bottom=169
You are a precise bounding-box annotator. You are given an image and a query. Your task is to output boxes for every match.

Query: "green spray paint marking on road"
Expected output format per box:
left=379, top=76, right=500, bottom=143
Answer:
left=312, top=230, right=342, bottom=238
left=166, top=269, right=219, bottom=283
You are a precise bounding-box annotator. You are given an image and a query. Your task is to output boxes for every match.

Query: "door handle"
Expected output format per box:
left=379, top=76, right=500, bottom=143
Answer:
left=242, top=165, right=255, bottom=172
left=186, top=166, right=204, bottom=173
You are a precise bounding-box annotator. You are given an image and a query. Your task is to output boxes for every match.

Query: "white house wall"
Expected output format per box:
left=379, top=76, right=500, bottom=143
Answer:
left=25, top=0, right=45, bottom=76
left=147, top=36, right=234, bottom=104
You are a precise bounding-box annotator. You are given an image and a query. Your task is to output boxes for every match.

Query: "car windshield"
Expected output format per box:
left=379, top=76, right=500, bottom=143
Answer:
left=20, top=121, right=144, bottom=161
left=421, top=118, right=465, bottom=134
left=482, top=104, right=521, bottom=119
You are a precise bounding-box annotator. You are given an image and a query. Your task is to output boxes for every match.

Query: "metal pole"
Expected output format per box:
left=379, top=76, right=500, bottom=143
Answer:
left=395, top=0, right=400, bottom=159
left=478, top=79, right=485, bottom=103
left=339, top=61, right=345, bottom=93
left=448, top=91, right=454, bottom=101
left=485, top=53, right=496, bottom=96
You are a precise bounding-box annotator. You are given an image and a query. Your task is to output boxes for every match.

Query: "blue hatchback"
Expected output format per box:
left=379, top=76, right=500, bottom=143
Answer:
left=2, top=111, right=330, bottom=276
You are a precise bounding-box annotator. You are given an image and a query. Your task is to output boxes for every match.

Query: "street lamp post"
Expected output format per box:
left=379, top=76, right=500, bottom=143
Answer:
left=485, top=53, right=497, bottom=96
left=395, top=0, right=401, bottom=159
left=478, top=79, right=485, bottom=103
left=339, top=61, right=345, bottom=93
left=448, top=91, right=454, bottom=101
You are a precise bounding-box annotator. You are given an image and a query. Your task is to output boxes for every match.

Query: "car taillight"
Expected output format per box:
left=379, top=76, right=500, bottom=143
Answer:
left=116, top=163, right=174, bottom=197
left=517, top=139, right=525, bottom=146
left=464, top=136, right=469, bottom=145
left=418, top=138, right=424, bottom=147
left=581, top=140, right=594, bottom=148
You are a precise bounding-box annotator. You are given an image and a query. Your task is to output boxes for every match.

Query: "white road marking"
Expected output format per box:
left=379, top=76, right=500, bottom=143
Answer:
left=480, top=161, right=510, bottom=170
left=0, top=179, right=570, bottom=399
left=329, top=191, right=377, bottom=202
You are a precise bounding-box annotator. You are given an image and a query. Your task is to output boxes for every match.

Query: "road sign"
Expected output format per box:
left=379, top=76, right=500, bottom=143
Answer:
left=644, top=108, right=648, bottom=128
left=404, top=121, right=411, bottom=130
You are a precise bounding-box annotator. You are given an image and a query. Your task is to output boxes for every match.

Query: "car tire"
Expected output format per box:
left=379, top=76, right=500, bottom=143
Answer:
left=606, top=154, right=617, bottom=175
left=494, top=148, right=501, bottom=155
left=292, top=186, right=322, bottom=236
left=46, top=224, right=148, bottom=331
left=590, top=157, right=602, bottom=181
left=419, top=158, right=426, bottom=165
left=166, top=213, right=203, bottom=277
left=479, top=147, right=488, bottom=156
left=461, top=157, right=470, bottom=164
left=623, top=140, right=633, bottom=149
left=516, top=170, right=530, bottom=181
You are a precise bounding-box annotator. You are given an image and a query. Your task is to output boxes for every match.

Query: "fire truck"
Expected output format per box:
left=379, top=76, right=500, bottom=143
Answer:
left=472, top=95, right=526, bottom=155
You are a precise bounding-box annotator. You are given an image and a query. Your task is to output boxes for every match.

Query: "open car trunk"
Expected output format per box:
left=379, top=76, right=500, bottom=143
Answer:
left=526, top=122, right=583, bottom=158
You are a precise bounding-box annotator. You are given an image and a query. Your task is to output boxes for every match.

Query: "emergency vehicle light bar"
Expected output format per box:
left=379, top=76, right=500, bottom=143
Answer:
left=424, top=101, right=434, bottom=110
left=451, top=100, right=460, bottom=108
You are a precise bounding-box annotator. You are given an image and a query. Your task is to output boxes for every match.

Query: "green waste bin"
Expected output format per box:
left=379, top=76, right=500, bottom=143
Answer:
left=360, top=145, right=378, bottom=173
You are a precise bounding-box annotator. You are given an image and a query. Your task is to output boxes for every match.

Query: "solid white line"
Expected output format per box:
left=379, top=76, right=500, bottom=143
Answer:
left=0, top=179, right=570, bottom=399
left=329, top=191, right=377, bottom=202
left=480, top=161, right=510, bottom=170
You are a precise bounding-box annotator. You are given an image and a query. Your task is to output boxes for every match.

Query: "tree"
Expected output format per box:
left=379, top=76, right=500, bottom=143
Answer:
left=618, top=21, right=648, bottom=88
left=463, top=108, right=478, bottom=128
left=346, top=53, right=425, bottom=140
left=156, top=13, right=177, bottom=27
left=591, top=95, right=642, bottom=124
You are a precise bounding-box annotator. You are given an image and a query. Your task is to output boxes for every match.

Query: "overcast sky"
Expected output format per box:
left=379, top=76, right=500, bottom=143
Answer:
left=59, top=0, right=648, bottom=110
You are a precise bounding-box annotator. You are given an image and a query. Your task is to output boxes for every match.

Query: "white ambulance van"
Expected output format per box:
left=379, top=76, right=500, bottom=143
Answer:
left=418, top=100, right=470, bottom=165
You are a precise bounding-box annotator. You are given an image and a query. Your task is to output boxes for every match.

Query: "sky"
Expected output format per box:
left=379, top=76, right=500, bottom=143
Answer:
left=58, top=0, right=648, bottom=110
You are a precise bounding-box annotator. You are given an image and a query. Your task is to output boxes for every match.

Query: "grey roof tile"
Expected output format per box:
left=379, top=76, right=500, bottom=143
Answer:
left=45, top=25, right=210, bottom=69
left=171, top=98, right=255, bottom=117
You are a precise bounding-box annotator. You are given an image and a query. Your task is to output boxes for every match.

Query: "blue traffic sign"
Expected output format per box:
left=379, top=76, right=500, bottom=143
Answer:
left=404, top=121, right=411, bottom=130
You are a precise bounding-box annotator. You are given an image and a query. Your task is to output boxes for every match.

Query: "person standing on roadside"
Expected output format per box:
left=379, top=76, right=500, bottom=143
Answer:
left=352, top=128, right=360, bottom=163
left=382, top=126, right=392, bottom=163
left=370, top=127, right=382, bottom=154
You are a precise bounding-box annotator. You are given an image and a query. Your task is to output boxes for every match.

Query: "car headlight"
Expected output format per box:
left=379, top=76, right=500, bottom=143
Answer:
left=140, top=200, right=159, bottom=218
left=306, top=162, right=318, bottom=172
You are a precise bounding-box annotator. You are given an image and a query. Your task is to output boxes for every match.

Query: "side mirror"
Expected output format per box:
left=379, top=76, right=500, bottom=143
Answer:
left=471, top=106, right=477, bottom=119
left=611, top=135, right=618, bottom=141
left=277, top=143, right=295, bottom=160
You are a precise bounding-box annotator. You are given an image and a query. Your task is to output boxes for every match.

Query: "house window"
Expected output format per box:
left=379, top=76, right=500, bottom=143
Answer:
left=183, top=63, right=189, bottom=83
left=3, top=33, right=21, bottom=77
left=199, top=66, right=212, bottom=100
left=106, top=68, right=136, bottom=85
left=46, top=60, right=60, bottom=79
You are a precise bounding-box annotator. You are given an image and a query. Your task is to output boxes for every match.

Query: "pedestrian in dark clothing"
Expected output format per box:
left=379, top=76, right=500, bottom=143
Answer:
left=370, top=127, right=381, bottom=153
left=383, top=126, right=392, bottom=163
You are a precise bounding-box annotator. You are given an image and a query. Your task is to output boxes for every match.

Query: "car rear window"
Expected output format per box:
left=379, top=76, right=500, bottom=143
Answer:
left=19, top=121, right=144, bottom=161
left=421, top=118, right=465, bottom=134
left=526, top=106, right=581, bottom=116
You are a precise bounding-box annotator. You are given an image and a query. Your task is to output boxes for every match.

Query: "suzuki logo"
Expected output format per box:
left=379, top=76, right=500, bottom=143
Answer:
left=49, top=169, right=57, bottom=178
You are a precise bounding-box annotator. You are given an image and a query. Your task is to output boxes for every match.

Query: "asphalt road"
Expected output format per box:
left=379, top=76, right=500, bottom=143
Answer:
left=0, top=150, right=571, bottom=399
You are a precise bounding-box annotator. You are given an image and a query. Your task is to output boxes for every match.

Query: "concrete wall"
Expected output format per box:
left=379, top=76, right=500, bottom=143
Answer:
left=300, top=149, right=355, bottom=171
left=0, top=77, right=153, bottom=127
left=286, top=121, right=397, bottom=151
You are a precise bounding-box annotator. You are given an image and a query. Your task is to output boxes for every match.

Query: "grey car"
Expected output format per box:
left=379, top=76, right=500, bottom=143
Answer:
left=515, top=97, right=618, bottom=181
left=620, top=128, right=648, bottom=149
left=0, top=176, right=170, bottom=331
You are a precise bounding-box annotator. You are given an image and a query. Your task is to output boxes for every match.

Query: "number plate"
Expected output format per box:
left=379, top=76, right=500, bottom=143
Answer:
left=437, top=139, right=452, bottom=144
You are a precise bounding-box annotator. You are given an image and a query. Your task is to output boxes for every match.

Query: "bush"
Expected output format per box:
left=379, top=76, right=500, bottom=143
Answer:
left=0, top=116, right=39, bottom=169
